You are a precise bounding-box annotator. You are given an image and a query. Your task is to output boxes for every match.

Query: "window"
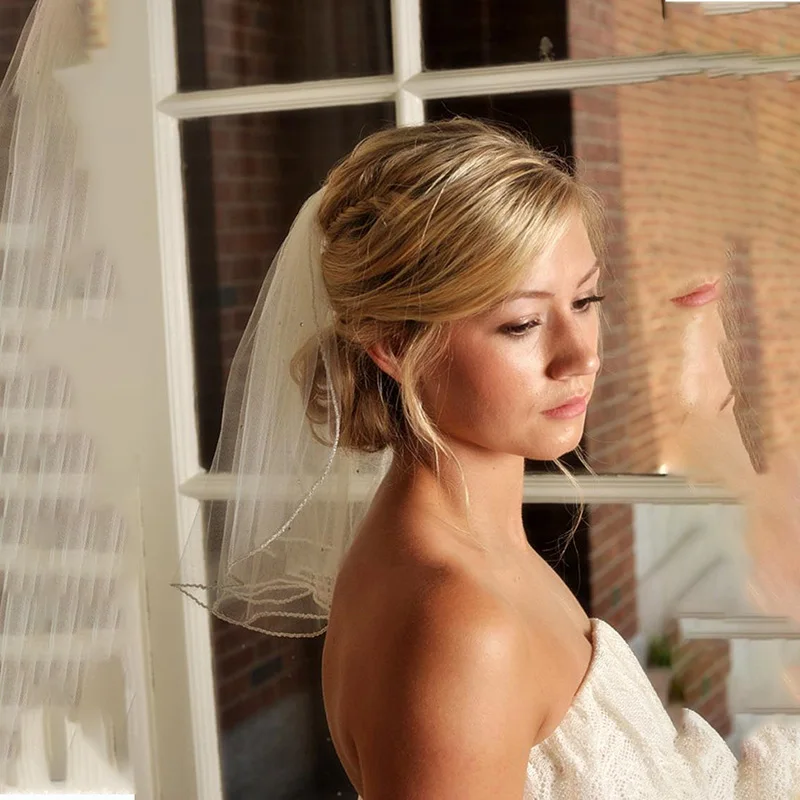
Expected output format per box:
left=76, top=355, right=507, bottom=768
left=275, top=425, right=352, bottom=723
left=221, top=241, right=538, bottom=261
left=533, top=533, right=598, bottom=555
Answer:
left=150, top=1, right=800, bottom=796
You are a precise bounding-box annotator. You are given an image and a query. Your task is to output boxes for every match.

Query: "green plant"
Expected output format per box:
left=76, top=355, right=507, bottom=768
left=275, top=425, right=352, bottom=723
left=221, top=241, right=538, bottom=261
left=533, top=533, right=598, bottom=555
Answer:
left=668, top=675, right=686, bottom=705
left=646, top=635, right=673, bottom=669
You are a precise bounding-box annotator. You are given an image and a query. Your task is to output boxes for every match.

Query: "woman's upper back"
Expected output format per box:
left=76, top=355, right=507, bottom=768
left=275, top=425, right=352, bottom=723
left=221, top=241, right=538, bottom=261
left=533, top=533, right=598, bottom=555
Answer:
left=322, top=507, right=592, bottom=799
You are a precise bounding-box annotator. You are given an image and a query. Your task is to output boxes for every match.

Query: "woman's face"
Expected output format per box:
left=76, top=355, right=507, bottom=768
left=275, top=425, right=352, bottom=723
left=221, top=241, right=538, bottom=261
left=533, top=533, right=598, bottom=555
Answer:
left=422, top=212, right=602, bottom=461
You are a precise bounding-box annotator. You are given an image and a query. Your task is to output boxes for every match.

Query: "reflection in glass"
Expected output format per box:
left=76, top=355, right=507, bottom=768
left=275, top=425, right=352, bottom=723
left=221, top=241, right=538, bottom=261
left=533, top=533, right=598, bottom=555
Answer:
left=422, top=0, right=567, bottom=69
left=180, top=104, right=395, bottom=467
left=0, top=2, right=37, bottom=78
left=175, top=0, right=393, bottom=91
left=421, top=0, right=800, bottom=68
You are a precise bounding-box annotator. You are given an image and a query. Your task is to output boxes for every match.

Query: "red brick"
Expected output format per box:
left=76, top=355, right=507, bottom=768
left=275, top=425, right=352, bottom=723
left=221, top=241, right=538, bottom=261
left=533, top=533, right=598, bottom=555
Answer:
left=216, top=645, right=254, bottom=680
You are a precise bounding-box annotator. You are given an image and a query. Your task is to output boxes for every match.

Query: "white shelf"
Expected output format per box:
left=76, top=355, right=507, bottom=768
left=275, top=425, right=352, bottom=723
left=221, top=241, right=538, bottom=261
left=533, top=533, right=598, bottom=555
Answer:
left=0, top=547, right=121, bottom=579
left=0, top=474, right=92, bottom=498
left=0, top=410, right=72, bottom=434
left=0, top=301, right=111, bottom=331
left=676, top=561, right=800, bottom=640
left=0, top=631, right=119, bottom=660
left=180, top=470, right=740, bottom=505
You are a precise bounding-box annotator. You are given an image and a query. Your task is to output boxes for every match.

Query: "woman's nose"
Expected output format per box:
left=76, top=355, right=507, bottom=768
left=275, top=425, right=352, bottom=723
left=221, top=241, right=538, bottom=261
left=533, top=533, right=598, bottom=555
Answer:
left=546, top=319, right=600, bottom=381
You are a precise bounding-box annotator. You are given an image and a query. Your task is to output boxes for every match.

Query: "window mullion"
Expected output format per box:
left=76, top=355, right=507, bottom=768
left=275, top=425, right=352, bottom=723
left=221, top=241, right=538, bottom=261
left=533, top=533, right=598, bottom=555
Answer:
left=148, top=0, right=223, bottom=795
left=408, top=52, right=800, bottom=100
left=158, top=76, right=398, bottom=120
left=157, top=52, right=800, bottom=122
left=179, top=472, right=738, bottom=506
left=391, top=0, right=425, bottom=125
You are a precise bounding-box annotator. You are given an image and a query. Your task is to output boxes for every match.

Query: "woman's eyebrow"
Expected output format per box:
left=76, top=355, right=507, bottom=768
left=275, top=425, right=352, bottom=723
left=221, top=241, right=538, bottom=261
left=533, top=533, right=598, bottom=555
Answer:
left=503, top=262, right=600, bottom=301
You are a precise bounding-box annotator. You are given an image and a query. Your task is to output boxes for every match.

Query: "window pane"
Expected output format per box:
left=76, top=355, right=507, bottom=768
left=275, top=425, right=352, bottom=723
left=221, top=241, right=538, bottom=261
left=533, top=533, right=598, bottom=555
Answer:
left=0, top=2, right=37, bottom=78
left=427, top=93, right=574, bottom=162
left=181, top=104, right=395, bottom=466
left=428, top=74, right=800, bottom=477
left=422, top=0, right=800, bottom=68
left=175, top=0, right=393, bottom=91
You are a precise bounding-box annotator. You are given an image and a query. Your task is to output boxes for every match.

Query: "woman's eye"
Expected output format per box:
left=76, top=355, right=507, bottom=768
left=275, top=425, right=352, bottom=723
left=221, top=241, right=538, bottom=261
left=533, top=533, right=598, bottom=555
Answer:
left=502, top=320, right=541, bottom=337
left=574, top=294, right=606, bottom=312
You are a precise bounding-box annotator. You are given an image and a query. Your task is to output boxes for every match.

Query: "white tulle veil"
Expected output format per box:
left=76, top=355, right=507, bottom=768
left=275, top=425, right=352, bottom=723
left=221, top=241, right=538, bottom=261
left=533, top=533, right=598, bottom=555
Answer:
left=175, top=190, right=390, bottom=637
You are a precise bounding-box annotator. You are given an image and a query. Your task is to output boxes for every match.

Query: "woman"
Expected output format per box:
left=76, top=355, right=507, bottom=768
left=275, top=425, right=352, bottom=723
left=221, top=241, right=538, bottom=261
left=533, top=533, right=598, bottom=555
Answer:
left=316, top=120, right=603, bottom=797
left=184, top=119, right=800, bottom=798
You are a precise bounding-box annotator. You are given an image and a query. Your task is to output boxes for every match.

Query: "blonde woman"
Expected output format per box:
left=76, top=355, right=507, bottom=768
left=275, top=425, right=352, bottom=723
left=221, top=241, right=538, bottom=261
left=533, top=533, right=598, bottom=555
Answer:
left=185, top=119, right=800, bottom=799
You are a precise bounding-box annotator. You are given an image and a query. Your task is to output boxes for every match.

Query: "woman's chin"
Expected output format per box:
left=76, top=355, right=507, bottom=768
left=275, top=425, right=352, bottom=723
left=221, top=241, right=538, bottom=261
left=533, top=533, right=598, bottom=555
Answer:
left=524, top=437, right=584, bottom=463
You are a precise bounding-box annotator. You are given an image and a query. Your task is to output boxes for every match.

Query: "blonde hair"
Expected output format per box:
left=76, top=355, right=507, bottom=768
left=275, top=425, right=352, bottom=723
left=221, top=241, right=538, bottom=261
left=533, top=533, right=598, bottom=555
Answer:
left=293, top=118, right=606, bottom=467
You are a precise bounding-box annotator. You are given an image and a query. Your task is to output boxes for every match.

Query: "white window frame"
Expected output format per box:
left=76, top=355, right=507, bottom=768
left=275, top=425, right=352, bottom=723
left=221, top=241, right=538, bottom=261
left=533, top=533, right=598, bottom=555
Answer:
left=141, top=1, right=800, bottom=796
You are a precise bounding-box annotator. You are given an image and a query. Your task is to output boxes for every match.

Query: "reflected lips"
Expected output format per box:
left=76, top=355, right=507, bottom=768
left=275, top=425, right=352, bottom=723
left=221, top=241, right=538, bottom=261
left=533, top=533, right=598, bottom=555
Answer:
left=543, top=396, right=588, bottom=419
left=670, top=280, right=721, bottom=308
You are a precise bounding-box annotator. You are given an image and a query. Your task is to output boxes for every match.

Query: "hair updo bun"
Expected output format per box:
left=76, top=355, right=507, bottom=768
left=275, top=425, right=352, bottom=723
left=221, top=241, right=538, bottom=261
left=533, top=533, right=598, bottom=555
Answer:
left=292, top=118, right=605, bottom=464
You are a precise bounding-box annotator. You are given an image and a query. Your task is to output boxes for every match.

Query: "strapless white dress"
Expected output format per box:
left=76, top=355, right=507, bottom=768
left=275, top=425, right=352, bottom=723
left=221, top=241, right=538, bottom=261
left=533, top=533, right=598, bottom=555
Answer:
left=525, top=617, right=800, bottom=798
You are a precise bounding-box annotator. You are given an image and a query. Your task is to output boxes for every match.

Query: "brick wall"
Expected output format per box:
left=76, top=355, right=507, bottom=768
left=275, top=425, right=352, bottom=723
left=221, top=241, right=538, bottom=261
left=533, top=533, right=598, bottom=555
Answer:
left=667, top=620, right=733, bottom=737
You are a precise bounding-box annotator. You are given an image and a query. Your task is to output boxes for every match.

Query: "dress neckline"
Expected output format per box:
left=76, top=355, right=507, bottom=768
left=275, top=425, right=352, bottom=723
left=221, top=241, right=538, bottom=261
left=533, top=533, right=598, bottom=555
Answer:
left=533, top=617, right=611, bottom=750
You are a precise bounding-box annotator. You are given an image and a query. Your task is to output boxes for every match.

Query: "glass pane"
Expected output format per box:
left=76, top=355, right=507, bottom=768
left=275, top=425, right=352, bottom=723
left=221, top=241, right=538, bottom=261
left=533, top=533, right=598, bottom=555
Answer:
left=175, top=0, right=393, bottom=91
left=422, top=0, right=800, bottom=68
left=428, top=73, right=800, bottom=477
left=181, top=104, right=394, bottom=467
left=0, top=2, right=37, bottom=78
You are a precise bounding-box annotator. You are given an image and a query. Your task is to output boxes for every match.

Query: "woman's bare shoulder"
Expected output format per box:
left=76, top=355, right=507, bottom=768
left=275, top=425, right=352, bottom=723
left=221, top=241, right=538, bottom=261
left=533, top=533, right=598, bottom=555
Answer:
left=327, top=542, right=549, bottom=796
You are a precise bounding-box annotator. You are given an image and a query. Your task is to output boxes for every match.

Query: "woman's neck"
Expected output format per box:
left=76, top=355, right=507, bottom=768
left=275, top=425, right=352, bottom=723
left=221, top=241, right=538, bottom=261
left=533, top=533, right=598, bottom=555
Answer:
left=383, top=444, right=529, bottom=551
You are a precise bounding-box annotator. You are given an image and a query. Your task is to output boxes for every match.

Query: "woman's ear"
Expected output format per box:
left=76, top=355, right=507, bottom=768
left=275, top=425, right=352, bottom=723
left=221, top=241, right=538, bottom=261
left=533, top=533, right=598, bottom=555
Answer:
left=367, top=341, right=402, bottom=383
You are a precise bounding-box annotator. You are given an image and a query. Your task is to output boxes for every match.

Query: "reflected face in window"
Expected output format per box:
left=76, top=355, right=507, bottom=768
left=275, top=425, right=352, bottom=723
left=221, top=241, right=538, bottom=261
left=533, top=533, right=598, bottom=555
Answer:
left=628, top=236, right=733, bottom=472
left=659, top=272, right=742, bottom=474
left=421, top=212, right=601, bottom=462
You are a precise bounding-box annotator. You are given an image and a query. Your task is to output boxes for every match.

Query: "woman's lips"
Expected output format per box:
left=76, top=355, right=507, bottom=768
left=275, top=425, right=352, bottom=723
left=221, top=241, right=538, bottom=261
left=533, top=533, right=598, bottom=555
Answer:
left=543, top=395, right=588, bottom=419
left=670, top=280, right=721, bottom=308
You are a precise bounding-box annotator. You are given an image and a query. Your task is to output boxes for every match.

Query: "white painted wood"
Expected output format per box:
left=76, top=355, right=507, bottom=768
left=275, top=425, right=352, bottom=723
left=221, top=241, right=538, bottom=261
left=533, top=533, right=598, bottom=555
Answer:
left=158, top=53, right=800, bottom=122
left=406, top=53, right=800, bottom=99
left=390, top=0, right=425, bottom=125
left=677, top=561, right=800, bottom=639
left=701, top=2, right=791, bottom=13
left=145, top=0, right=224, bottom=797
left=180, top=470, right=740, bottom=504
left=2, top=795, right=134, bottom=799
left=391, top=0, right=422, bottom=80
left=158, top=75, right=397, bottom=120
left=682, top=617, right=800, bottom=639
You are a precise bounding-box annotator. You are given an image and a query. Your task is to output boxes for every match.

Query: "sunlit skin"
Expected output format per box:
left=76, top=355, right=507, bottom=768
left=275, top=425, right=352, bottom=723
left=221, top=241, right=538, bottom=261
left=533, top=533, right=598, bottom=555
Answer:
left=322, top=212, right=604, bottom=799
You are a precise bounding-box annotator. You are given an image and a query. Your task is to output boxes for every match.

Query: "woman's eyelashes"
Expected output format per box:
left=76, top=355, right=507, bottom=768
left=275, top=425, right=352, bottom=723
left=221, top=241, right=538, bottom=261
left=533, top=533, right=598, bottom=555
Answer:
left=502, top=319, right=541, bottom=336
left=573, top=293, right=606, bottom=312
left=500, top=293, right=605, bottom=337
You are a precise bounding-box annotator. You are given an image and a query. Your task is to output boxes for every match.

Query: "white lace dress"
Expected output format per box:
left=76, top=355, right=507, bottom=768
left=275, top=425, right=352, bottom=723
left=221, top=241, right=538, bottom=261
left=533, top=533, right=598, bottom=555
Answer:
left=526, top=617, right=800, bottom=799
